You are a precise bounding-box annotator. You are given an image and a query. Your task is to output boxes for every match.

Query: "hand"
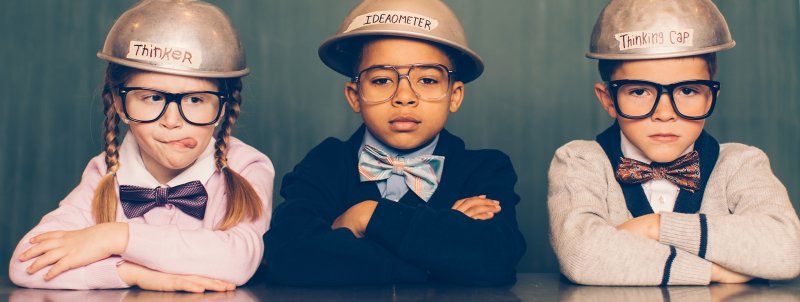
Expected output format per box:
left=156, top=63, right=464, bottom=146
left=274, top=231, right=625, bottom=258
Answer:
left=711, top=263, right=753, bottom=284
left=118, top=262, right=235, bottom=293
left=19, top=222, right=129, bottom=280
left=452, top=195, right=501, bottom=220
left=332, top=200, right=378, bottom=238
left=616, top=213, right=660, bottom=241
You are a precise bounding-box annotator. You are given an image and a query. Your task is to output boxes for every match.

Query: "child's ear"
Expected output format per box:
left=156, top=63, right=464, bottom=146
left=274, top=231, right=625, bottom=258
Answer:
left=448, top=80, right=464, bottom=113
left=594, top=82, right=618, bottom=119
left=344, top=81, right=362, bottom=113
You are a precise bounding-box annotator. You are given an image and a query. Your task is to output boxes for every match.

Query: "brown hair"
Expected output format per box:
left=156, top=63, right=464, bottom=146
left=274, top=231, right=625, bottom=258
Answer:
left=598, top=53, right=718, bottom=82
left=91, top=63, right=262, bottom=230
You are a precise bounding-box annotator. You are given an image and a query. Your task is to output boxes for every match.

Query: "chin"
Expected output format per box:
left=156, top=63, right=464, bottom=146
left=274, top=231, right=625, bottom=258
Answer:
left=643, top=150, right=684, bottom=163
left=383, top=139, right=422, bottom=150
left=160, top=157, right=196, bottom=170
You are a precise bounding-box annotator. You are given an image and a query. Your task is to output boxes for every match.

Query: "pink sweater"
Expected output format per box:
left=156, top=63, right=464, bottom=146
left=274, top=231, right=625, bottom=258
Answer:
left=8, top=137, right=274, bottom=289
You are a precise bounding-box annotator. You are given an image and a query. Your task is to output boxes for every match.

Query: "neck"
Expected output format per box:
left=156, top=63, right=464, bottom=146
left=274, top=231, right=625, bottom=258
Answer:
left=140, top=152, right=187, bottom=185
left=368, top=132, right=437, bottom=155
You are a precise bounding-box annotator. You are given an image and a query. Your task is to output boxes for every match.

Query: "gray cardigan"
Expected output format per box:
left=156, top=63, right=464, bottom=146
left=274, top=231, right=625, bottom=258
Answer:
left=548, top=140, right=800, bottom=285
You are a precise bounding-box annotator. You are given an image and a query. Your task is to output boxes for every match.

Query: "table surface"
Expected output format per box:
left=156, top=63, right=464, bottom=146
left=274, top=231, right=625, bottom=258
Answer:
left=1, top=273, right=799, bottom=301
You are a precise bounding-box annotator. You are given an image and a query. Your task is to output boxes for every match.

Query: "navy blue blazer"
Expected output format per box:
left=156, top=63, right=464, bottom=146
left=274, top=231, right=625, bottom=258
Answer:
left=260, top=125, right=526, bottom=286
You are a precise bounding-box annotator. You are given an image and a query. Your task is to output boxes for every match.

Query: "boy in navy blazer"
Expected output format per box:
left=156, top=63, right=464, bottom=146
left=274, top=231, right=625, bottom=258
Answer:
left=261, top=0, right=525, bottom=286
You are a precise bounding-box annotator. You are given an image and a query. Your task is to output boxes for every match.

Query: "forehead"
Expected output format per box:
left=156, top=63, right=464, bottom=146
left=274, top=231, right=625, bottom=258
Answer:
left=125, top=71, right=219, bottom=92
left=358, top=37, right=451, bottom=69
left=613, top=57, right=710, bottom=83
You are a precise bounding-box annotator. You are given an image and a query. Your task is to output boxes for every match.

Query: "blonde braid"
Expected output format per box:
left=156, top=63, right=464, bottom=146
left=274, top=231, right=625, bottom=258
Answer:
left=215, top=79, right=262, bottom=230
left=92, top=71, right=122, bottom=224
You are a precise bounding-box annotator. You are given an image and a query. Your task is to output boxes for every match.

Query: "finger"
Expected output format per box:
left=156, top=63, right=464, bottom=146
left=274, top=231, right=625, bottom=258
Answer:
left=183, top=283, right=206, bottom=293
left=173, top=278, right=205, bottom=293
left=30, top=231, right=65, bottom=244
left=452, top=195, right=489, bottom=210
left=461, top=199, right=501, bottom=213
left=453, top=198, right=495, bottom=212
left=453, top=198, right=484, bottom=211
left=27, top=249, right=66, bottom=275
left=19, top=239, right=62, bottom=261
left=44, top=257, right=75, bottom=280
left=214, top=279, right=236, bottom=291
left=463, top=204, right=502, bottom=218
left=331, top=216, right=343, bottom=229
left=471, top=211, right=495, bottom=220
left=204, top=278, right=233, bottom=291
left=451, top=198, right=467, bottom=210
left=186, top=276, right=230, bottom=292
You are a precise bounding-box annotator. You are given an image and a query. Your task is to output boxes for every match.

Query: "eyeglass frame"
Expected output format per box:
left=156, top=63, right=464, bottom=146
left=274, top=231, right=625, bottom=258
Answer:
left=606, top=79, right=721, bottom=120
left=118, top=86, right=228, bottom=126
left=350, top=63, right=456, bottom=104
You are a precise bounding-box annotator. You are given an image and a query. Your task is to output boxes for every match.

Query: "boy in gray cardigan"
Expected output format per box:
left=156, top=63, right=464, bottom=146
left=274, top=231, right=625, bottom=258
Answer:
left=548, top=0, right=800, bottom=286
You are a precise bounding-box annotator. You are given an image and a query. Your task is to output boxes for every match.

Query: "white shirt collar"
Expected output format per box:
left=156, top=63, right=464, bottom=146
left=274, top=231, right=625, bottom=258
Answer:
left=116, top=131, right=217, bottom=188
left=620, top=130, right=693, bottom=164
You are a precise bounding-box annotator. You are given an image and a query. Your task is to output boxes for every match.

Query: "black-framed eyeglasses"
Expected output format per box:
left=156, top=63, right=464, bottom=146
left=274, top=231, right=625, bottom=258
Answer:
left=607, top=79, right=720, bottom=120
left=351, top=64, right=455, bottom=104
left=118, top=87, right=227, bottom=126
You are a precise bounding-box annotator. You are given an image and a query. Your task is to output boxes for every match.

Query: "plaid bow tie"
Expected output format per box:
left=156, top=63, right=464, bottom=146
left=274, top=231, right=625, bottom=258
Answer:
left=119, top=180, right=208, bottom=220
left=616, top=151, right=701, bottom=193
left=358, top=144, right=444, bottom=202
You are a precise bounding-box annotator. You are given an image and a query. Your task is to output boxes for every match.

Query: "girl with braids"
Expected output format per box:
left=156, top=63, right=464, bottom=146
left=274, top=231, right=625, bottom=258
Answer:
left=9, top=0, right=273, bottom=292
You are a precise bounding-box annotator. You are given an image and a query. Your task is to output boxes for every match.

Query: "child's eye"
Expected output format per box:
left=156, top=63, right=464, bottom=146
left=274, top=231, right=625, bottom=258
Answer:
left=626, top=88, right=651, bottom=97
left=418, top=77, right=439, bottom=85
left=141, top=94, right=164, bottom=102
left=184, top=96, right=206, bottom=104
left=370, top=78, right=393, bottom=86
left=677, top=87, right=699, bottom=96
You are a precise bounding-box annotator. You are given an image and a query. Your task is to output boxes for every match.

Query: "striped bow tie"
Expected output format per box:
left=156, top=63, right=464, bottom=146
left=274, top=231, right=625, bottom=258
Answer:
left=119, top=180, right=208, bottom=220
left=358, top=144, right=444, bottom=202
left=616, top=151, right=701, bottom=193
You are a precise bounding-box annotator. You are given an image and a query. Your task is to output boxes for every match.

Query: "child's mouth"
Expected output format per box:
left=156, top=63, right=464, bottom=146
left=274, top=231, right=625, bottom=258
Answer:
left=389, top=117, right=421, bottom=131
left=649, top=134, right=679, bottom=143
left=162, top=137, right=198, bottom=149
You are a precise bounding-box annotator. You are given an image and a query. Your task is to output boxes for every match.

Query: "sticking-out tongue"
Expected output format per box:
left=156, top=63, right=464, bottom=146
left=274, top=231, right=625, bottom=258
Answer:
left=172, top=138, right=198, bottom=148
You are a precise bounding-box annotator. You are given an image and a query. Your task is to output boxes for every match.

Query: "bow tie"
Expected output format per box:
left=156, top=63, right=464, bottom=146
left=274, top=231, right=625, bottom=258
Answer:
left=616, top=151, right=701, bottom=193
left=358, top=144, right=444, bottom=202
left=119, top=180, right=208, bottom=220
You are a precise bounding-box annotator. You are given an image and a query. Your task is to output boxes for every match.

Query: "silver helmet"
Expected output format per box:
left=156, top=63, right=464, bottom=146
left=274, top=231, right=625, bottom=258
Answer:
left=587, top=0, right=735, bottom=60
left=319, top=0, right=484, bottom=83
left=97, top=0, right=248, bottom=78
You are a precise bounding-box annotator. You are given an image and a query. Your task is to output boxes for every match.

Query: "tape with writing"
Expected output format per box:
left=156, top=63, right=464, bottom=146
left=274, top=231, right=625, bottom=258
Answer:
left=344, top=10, right=439, bottom=33
left=614, top=29, right=694, bottom=51
left=126, top=41, right=202, bottom=69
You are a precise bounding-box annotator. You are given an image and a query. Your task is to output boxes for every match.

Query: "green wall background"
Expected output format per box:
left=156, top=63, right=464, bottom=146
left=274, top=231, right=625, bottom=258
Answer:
left=1, top=0, right=798, bottom=282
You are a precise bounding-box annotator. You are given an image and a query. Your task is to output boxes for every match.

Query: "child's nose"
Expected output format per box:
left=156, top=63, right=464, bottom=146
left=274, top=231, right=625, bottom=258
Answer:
left=652, top=92, right=677, bottom=122
left=392, top=76, right=418, bottom=107
left=159, top=102, right=184, bottom=128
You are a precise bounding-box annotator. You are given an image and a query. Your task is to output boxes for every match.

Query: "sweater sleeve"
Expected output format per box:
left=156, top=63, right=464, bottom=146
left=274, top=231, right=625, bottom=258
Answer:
left=262, top=139, right=428, bottom=286
left=121, top=154, right=274, bottom=286
left=8, top=155, right=129, bottom=289
left=658, top=145, right=800, bottom=280
left=548, top=142, right=711, bottom=286
left=363, top=150, right=526, bottom=285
